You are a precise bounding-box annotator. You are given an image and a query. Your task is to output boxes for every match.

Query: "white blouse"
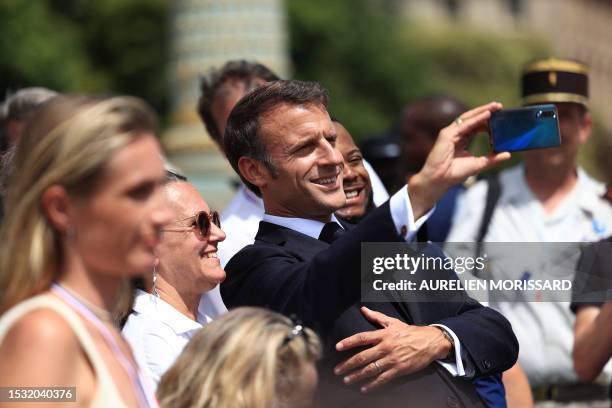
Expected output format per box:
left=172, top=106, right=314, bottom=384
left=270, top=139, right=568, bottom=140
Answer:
left=122, top=289, right=212, bottom=386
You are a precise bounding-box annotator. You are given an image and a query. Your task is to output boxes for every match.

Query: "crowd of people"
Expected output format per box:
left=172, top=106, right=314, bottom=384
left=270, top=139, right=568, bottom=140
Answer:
left=0, top=57, right=609, bottom=408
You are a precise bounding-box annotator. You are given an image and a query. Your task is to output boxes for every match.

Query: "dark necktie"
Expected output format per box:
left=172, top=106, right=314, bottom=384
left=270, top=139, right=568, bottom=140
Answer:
left=318, top=222, right=345, bottom=244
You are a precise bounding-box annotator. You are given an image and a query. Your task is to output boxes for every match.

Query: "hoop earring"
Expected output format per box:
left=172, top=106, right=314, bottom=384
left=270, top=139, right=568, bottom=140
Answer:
left=152, top=264, right=159, bottom=297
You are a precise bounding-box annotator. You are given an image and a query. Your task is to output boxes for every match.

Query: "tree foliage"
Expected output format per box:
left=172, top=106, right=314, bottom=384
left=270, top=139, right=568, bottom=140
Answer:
left=287, top=0, right=549, bottom=140
left=0, top=0, right=169, bottom=116
left=287, top=0, right=432, bottom=137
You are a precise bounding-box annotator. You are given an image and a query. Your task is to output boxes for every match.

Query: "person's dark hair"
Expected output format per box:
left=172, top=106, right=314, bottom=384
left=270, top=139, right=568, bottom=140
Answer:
left=401, top=95, right=469, bottom=140
left=0, top=87, right=58, bottom=154
left=399, top=95, right=469, bottom=176
left=197, top=60, right=280, bottom=144
left=224, top=80, right=329, bottom=196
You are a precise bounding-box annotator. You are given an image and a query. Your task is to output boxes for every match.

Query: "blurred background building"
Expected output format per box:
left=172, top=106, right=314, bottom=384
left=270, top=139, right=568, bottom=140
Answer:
left=400, top=0, right=612, bottom=131
left=165, top=0, right=289, bottom=210
left=2, top=0, right=612, bottom=207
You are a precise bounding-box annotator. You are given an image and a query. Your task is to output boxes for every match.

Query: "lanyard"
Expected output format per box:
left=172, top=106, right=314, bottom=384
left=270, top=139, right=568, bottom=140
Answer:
left=51, top=283, right=158, bottom=408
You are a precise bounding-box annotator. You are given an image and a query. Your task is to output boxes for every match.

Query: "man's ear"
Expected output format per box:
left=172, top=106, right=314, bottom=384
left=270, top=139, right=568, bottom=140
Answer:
left=579, top=112, right=593, bottom=144
left=41, top=185, right=73, bottom=233
left=238, top=157, right=269, bottom=189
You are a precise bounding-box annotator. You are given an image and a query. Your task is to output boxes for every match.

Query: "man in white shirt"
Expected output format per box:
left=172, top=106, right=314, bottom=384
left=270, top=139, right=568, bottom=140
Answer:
left=447, top=58, right=612, bottom=405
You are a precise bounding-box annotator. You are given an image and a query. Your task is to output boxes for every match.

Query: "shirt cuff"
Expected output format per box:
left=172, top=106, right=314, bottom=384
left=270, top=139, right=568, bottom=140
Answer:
left=389, top=186, right=435, bottom=241
left=430, top=324, right=466, bottom=377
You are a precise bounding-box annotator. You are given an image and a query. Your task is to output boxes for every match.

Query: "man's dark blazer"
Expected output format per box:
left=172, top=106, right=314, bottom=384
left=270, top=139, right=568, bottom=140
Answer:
left=222, top=201, right=518, bottom=407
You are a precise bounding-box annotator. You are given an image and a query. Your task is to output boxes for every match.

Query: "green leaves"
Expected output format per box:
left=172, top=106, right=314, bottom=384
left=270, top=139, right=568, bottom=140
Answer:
left=0, top=0, right=169, bottom=116
left=0, top=1, right=91, bottom=91
left=288, top=0, right=549, bottom=141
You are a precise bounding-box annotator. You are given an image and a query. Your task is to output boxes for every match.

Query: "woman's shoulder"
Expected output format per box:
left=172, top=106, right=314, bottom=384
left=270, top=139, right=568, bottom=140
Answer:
left=4, top=304, right=80, bottom=348
left=1, top=295, right=80, bottom=347
left=0, top=297, right=83, bottom=383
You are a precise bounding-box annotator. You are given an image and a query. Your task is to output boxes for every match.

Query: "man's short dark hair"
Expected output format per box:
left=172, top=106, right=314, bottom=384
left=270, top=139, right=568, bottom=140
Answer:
left=224, top=80, right=329, bottom=196
left=401, top=95, right=469, bottom=140
left=197, top=60, right=280, bottom=144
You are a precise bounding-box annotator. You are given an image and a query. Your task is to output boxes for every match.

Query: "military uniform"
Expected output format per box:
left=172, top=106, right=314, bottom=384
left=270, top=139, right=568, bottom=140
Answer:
left=447, top=58, right=612, bottom=405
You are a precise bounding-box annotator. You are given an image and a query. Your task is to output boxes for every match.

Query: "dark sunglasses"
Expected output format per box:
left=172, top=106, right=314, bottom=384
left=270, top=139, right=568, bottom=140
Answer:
left=163, top=210, right=221, bottom=236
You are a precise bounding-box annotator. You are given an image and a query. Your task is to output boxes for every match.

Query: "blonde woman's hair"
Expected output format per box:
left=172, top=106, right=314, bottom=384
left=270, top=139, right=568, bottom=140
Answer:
left=157, top=307, right=322, bottom=408
left=0, top=95, right=157, bottom=314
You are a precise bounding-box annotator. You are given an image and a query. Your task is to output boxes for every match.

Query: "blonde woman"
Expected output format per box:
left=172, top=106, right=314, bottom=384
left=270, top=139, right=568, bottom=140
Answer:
left=157, top=307, right=321, bottom=408
left=0, top=95, right=172, bottom=407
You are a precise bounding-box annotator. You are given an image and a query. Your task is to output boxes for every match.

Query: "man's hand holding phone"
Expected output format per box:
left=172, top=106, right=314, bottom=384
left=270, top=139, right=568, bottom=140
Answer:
left=408, top=101, right=511, bottom=219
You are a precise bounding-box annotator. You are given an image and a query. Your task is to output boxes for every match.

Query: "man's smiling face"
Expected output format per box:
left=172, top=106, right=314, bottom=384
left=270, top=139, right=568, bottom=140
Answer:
left=334, top=121, right=372, bottom=221
left=258, top=103, right=345, bottom=221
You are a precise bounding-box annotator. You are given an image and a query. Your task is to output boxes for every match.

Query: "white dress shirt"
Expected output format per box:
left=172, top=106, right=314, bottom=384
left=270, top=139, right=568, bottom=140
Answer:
left=217, top=159, right=389, bottom=270
left=263, top=186, right=466, bottom=377
left=447, top=164, right=612, bottom=385
left=122, top=290, right=211, bottom=386
left=208, top=163, right=389, bottom=322
left=363, top=159, right=390, bottom=206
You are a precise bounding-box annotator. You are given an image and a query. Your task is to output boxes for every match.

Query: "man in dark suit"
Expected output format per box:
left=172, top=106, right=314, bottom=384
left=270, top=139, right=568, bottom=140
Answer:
left=221, top=80, right=518, bottom=407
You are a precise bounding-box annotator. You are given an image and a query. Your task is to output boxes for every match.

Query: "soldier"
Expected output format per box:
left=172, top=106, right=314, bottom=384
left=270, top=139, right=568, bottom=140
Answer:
left=448, top=58, right=612, bottom=406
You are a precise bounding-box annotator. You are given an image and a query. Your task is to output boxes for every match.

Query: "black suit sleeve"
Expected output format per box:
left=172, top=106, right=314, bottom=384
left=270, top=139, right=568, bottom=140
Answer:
left=394, top=245, right=518, bottom=377
left=222, top=201, right=519, bottom=376
left=222, top=201, right=401, bottom=328
left=434, top=299, right=518, bottom=377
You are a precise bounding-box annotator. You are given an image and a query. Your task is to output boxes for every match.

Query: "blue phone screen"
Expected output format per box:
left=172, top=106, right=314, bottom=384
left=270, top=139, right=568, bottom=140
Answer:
left=489, top=104, right=561, bottom=153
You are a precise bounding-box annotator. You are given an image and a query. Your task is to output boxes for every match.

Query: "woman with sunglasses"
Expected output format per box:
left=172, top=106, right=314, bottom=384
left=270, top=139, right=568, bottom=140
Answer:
left=157, top=307, right=321, bottom=408
left=122, top=177, right=226, bottom=386
left=0, top=95, right=170, bottom=407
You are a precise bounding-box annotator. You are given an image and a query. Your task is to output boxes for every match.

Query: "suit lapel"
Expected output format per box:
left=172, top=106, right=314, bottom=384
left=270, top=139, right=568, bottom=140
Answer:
left=256, top=221, right=414, bottom=324
left=255, top=221, right=329, bottom=259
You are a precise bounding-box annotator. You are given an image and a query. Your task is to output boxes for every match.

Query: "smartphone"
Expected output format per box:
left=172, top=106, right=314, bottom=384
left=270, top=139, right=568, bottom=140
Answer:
left=489, top=104, right=561, bottom=153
